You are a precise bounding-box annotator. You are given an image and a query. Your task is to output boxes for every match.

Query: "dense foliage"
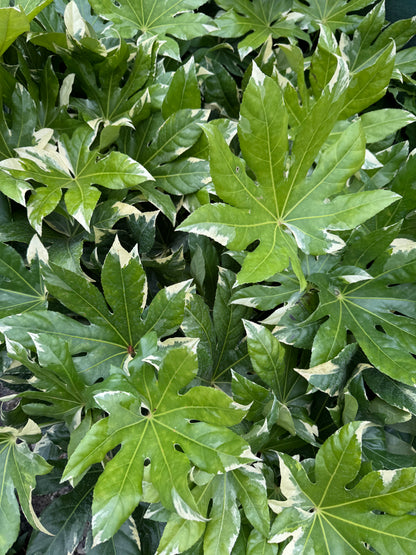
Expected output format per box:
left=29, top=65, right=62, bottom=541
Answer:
left=1, top=1, right=416, bottom=553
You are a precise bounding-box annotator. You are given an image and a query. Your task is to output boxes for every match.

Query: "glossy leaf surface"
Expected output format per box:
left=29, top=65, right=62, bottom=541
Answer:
left=270, top=422, right=416, bottom=553
left=62, top=343, right=253, bottom=544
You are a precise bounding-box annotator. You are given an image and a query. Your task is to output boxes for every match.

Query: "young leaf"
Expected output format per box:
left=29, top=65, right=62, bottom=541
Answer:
left=66, top=37, right=159, bottom=141
left=4, top=125, right=153, bottom=233
left=62, top=344, right=253, bottom=544
left=87, top=0, right=215, bottom=60
left=0, top=420, right=52, bottom=554
left=0, top=238, right=191, bottom=382
left=360, top=109, right=416, bottom=143
left=179, top=63, right=399, bottom=284
left=269, top=422, right=416, bottom=553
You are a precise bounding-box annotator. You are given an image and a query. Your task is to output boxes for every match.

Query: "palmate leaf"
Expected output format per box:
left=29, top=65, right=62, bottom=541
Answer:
left=65, top=36, right=159, bottom=146
left=2, top=125, right=153, bottom=233
left=213, top=0, right=308, bottom=58
left=157, top=465, right=269, bottom=554
left=306, top=239, right=416, bottom=385
left=62, top=343, right=254, bottom=544
left=0, top=240, right=46, bottom=318
left=293, top=0, right=377, bottom=32
left=119, top=99, right=210, bottom=222
left=0, top=420, right=52, bottom=554
left=5, top=335, right=92, bottom=429
left=88, top=0, right=215, bottom=60
left=269, top=422, right=416, bottom=553
left=179, top=62, right=399, bottom=285
left=0, top=237, right=191, bottom=383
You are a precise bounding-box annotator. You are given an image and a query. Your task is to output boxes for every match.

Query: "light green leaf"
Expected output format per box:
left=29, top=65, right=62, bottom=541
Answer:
left=340, top=41, right=396, bottom=119
left=17, top=0, right=53, bottom=20
left=162, top=57, right=201, bottom=118
left=0, top=238, right=190, bottom=382
left=62, top=344, right=253, bottom=544
left=214, top=0, right=308, bottom=58
left=4, top=125, right=153, bottom=232
left=87, top=0, right=214, bottom=60
left=179, top=63, right=399, bottom=284
left=159, top=466, right=269, bottom=554
left=0, top=7, right=29, bottom=56
left=270, top=422, right=416, bottom=553
left=247, top=529, right=277, bottom=555
left=360, top=109, right=416, bottom=143
left=0, top=421, right=52, bottom=554
left=307, top=240, right=416, bottom=385
left=293, top=0, right=377, bottom=32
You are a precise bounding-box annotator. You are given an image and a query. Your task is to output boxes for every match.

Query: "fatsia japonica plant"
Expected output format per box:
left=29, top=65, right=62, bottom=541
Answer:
left=1, top=0, right=416, bottom=553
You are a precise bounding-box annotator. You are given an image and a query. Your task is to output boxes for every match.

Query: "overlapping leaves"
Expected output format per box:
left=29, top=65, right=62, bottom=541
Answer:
left=0, top=420, right=52, bottom=554
left=214, top=0, right=308, bottom=58
left=158, top=465, right=269, bottom=554
left=88, top=0, right=215, bottom=60
left=269, top=422, right=416, bottom=553
left=306, top=239, right=416, bottom=385
left=0, top=237, right=191, bottom=382
left=1, top=125, right=152, bottom=233
left=62, top=342, right=253, bottom=544
left=293, top=0, right=377, bottom=32
left=179, top=61, right=399, bottom=285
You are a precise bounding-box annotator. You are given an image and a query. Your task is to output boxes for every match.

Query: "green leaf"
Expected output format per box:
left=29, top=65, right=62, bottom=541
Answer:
left=247, top=529, right=277, bottom=554
left=182, top=267, right=251, bottom=383
left=340, top=41, right=396, bottom=119
left=62, top=343, right=253, bottom=544
left=179, top=63, right=399, bottom=284
left=5, top=126, right=153, bottom=233
left=269, top=422, right=416, bottom=553
left=87, top=0, right=214, bottom=60
left=0, top=241, right=46, bottom=317
left=5, top=335, right=91, bottom=429
left=26, top=469, right=97, bottom=555
left=293, top=0, right=377, bottom=32
left=120, top=107, right=209, bottom=220
left=66, top=37, right=159, bottom=140
left=307, top=239, right=416, bottom=385
left=0, top=7, right=30, bottom=56
left=158, top=465, right=269, bottom=554
left=0, top=83, right=36, bottom=160
left=162, top=57, right=201, bottom=118
left=360, top=109, right=416, bottom=143
left=214, top=0, right=308, bottom=58
left=0, top=420, right=52, bottom=554
left=0, top=237, right=191, bottom=382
